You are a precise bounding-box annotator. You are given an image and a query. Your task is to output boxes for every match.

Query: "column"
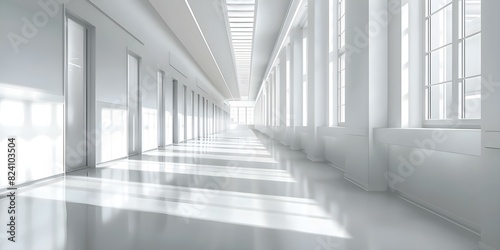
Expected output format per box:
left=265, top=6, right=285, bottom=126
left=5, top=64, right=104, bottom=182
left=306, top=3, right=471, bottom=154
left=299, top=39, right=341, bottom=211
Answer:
left=480, top=1, right=500, bottom=249
left=343, top=0, right=388, bottom=191
left=279, top=50, right=287, bottom=144
left=306, top=0, right=329, bottom=161
left=290, top=27, right=303, bottom=150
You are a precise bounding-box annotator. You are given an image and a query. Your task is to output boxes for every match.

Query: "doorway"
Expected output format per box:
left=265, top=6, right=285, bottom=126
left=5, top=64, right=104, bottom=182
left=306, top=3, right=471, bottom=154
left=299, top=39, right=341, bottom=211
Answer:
left=65, top=16, right=93, bottom=172
left=127, top=52, right=141, bottom=156
left=165, top=78, right=174, bottom=146
left=172, top=80, right=179, bottom=144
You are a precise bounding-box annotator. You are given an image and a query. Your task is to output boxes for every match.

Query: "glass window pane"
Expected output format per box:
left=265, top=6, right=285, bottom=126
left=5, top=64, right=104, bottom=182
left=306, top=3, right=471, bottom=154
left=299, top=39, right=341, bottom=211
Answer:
left=430, top=45, right=452, bottom=84
left=430, top=82, right=453, bottom=120
left=458, top=0, right=463, bottom=38
left=340, top=16, right=345, bottom=33
left=230, top=107, right=238, bottom=123
left=425, top=88, right=429, bottom=119
left=340, top=70, right=345, bottom=88
left=340, top=105, right=345, bottom=123
left=247, top=107, right=254, bottom=125
left=425, top=0, right=429, bottom=16
left=458, top=41, right=463, bottom=78
left=239, top=107, right=246, bottom=124
left=340, top=87, right=345, bottom=106
left=465, top=33, right=481, bottom=77
left=425, top=55, right=429, bottom=85
left=425, top=19, right=429, bottom=52
left=340, top=0, right=345, bottom=16
left=464, top=77, right=481, bottom=119
left=339, top=32, right=345, bottom=49
left=431, top=5, right=453, bottom=50
left=465, top=0, right=481, bottom=36
left=431, top=0, right=452, bottom=14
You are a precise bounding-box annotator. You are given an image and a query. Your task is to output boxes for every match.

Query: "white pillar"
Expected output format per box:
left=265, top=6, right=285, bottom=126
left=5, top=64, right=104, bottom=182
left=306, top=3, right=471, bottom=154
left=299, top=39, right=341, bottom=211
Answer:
left=279, top=50, right=288, bottom=144
left=290, top=27, right=303, bottom=150
left=480, top=1, right=500, bottom=249
left=343, top=0, right=388, bottom=191
left=306, top=0, right=329, bottom=161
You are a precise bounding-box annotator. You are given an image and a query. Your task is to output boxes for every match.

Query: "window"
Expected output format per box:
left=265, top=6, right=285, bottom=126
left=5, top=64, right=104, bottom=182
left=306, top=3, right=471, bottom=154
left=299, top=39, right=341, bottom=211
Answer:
left=239, top=107, right=246, bottom=124
left=271, top=72, right=275, bottom=126
left=328, top=0, right=336, bottom=126
left=247, top=107, right=254, bottom=125
left=302, top=27, right=308, bottom=126
left=286, top=45, right=291, bottom=126
left=402, top=2, right=410, bottom=127
left=328, top=0, right=346, bottom=126
left=424, top=0, right=481, bottom=125
left=275, top=65, right=280, bottom=126
left=142, top=108, right=158, bottom=151
left=263, top=88, right=268, bottom=126
left=337, top=0, right=346, bottom=125
left=230, top=107, right=238, bottom=123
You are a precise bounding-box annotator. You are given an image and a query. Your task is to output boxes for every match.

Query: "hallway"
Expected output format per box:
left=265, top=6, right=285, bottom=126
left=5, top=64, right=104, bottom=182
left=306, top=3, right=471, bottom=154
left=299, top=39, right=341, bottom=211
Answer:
left=1, top=128, right=478, bottom=250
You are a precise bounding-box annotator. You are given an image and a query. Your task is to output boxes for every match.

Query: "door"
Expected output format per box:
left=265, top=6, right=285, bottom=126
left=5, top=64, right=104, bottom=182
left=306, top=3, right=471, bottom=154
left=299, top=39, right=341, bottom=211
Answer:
left=158, top=71, right=164, bottom=148
left=201, top=97, right=205, bottom=138
left=183, top=85, right=187, bottom=142
left=173, top=80, right=179, bottom=144
left=194, top=93, right=198, bottom=139
left=128, top=53, right=141, bottom=156
left=65, top=18, right=88, bottom=171
left=165, top=78, right=174, bottom=145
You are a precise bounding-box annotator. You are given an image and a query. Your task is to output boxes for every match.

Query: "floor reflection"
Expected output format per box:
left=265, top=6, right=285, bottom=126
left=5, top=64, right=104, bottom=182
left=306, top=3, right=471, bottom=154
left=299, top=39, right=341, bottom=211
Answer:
left=0, top=127, right=480, bottom=250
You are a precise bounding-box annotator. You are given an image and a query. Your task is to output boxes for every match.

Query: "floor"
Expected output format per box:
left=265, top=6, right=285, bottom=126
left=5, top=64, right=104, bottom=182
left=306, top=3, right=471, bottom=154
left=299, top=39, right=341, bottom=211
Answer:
left=0, top=127, right=479, bottom=250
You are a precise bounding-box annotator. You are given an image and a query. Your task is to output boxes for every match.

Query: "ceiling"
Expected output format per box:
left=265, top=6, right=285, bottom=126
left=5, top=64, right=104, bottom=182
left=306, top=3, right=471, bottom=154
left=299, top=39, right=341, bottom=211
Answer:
left=148, top=0, right=292, bottom=101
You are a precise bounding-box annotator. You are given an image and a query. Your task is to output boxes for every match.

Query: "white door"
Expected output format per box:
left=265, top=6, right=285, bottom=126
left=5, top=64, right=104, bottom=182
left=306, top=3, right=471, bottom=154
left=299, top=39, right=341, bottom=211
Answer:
left=128, top=54, right=141, bottom=156
left=65, top=18, right=87, bottom=171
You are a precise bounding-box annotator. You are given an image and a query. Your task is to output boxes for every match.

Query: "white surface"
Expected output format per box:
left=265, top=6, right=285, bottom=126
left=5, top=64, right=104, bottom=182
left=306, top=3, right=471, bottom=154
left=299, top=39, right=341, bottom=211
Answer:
left=0, top=128, right=480, bottom=250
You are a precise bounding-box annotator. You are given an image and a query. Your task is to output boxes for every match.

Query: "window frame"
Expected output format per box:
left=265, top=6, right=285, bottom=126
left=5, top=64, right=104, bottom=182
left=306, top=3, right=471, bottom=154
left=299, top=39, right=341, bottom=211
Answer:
left=285, top=44, right=291, bottom=127
left=422, top=0, right=481, bottom=128
left=338, top=0, right=347, bottom=127
left=302, top=24, right=308, bottom=127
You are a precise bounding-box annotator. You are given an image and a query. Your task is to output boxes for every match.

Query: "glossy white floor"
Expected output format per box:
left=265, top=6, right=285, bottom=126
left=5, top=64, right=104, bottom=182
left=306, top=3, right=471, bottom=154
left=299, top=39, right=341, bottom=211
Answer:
left=0, top=127, right=479, bottom=250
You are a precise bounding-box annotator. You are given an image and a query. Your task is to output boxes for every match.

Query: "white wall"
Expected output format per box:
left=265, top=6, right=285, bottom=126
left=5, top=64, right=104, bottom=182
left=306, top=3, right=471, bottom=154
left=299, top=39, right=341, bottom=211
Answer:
left=254, top=0, right=487, bottom=242
left=0, top=0, right=65, bottom=188
left=0, top=0, right=229, bottom=188
left=481, top=0, right=500, bottom=248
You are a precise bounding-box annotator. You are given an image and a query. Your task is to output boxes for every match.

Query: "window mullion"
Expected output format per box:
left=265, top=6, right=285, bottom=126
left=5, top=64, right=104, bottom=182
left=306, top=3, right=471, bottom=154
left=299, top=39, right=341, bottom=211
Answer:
left=451, top=0, right=460, bottom=124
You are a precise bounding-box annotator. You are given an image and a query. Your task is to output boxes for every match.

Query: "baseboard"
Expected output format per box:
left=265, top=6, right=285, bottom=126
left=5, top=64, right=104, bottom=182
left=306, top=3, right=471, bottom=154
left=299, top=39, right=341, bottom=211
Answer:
left=327, top=162, right=345, bottom=172
left=142, top=148, right=158, bottom=153
left=96, top=156, right=128, bottom=166
left=66, top=165, right=91, bottom=173
left=344, top=174, right=369, bottom=191
left=0, top=172, right=65, bottom=198
left=393, top=189, right=480, bottom=235
left=479, top=242, right=498, bottom=250
left=306, top=155, right=324, bottom=162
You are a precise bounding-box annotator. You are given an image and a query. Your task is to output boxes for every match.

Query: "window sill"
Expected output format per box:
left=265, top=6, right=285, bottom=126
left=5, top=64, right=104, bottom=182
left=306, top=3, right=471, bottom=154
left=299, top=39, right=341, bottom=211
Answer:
left=423, top=119, right=481, bottom=129
left=374, top=128, right=481, bottom=156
